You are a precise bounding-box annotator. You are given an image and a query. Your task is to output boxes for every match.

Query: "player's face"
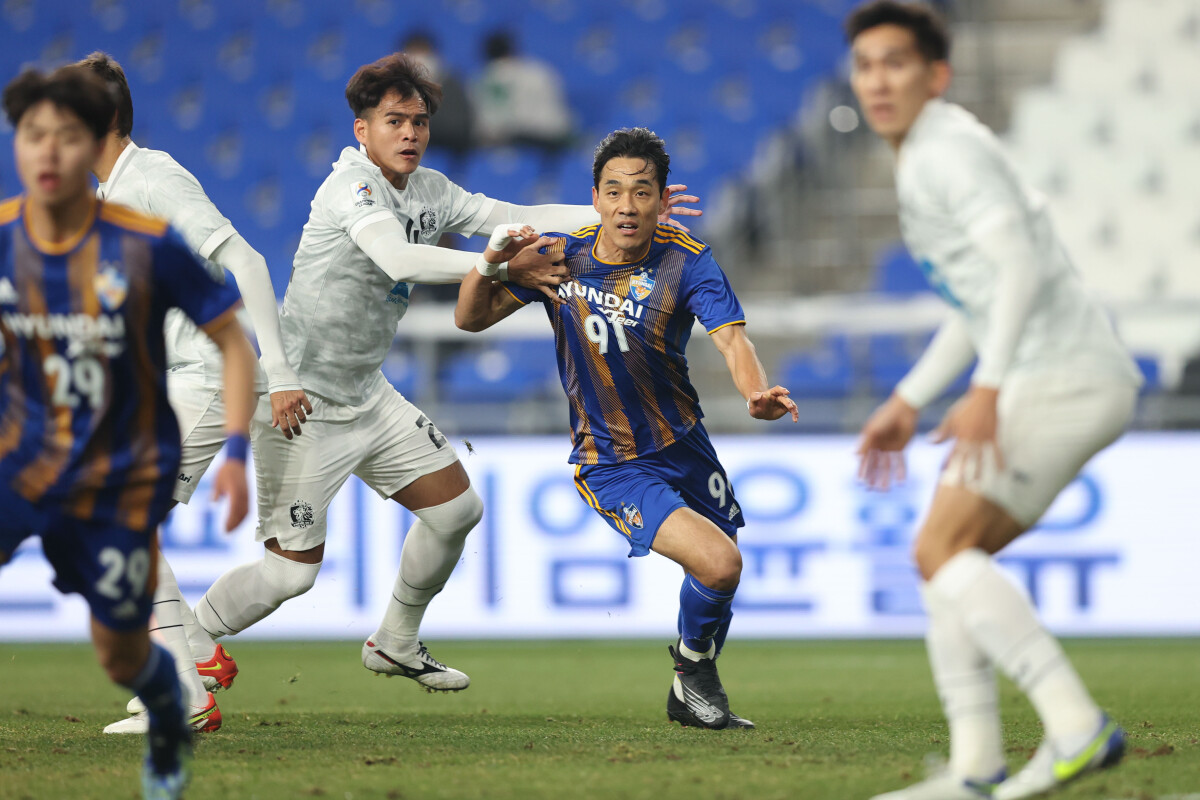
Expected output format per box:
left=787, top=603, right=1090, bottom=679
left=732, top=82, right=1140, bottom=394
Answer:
left=591, top=157, right=666, bottom=260
left=850, top=25, right=950, bottom=147
left=354, top=89, right=430, bottom=189
left=13, top=100, right=101, bottom=209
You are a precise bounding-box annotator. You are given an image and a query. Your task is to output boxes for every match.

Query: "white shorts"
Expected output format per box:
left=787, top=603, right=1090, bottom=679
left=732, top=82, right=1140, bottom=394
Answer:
left=940, top=370, right=1138, bottom=527
left=251, top=380, right=460, bottom=551
left=168, top=374, right=226, bottom=504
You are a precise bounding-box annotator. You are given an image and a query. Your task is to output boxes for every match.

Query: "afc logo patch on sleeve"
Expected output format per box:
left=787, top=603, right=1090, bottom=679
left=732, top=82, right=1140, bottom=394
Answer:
left=351, top=181, right=375, bottom=208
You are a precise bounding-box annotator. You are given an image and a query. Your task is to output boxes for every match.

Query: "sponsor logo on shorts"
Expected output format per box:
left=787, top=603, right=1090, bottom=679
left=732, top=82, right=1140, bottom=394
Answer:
left=110, top=599, right=139, bottom=620
left=352, top=181, right=375, bottom=207
left=622, top=502, right=644, bottom=530
left=419, top=207, right=437, bottom=238
left=728, top=501, right=740, bottom=521
left=290, top=500, right=314, bottom=529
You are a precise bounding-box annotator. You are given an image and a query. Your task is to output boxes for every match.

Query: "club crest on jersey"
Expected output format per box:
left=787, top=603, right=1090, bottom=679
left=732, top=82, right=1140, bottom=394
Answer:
left=289, top=500, right=314, bottom=529
left=629, top=269, right=655, bottom=301
left=94, top=262, right=128, bottom=311
left=419, top=207, right=437, bottom=238
left=621, top=502, right=644, bottom=530
left=352, top=181, right=375, bottom=208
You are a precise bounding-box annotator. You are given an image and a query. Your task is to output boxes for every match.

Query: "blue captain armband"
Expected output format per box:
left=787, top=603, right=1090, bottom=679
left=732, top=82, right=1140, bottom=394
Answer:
left=225, top=433, right=249, bottom=462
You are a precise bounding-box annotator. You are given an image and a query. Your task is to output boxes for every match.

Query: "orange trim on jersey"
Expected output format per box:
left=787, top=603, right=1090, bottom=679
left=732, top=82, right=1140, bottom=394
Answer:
left=653, top=231, right=704, bottom=255
left=500, top=283, right=529, bottom=306
left=0, top=196, right=22, bottom=224
left=198, top=304, right=242, bottom=336
left=590, top=228, right=653, bottom=267
left=98, top=201, right=169, bottom=237
left=706, top=320, right=746, bottom=335
left=570, top=223, right=601, bottom=238
left=655, top=224, right=703, bottom=248
left=23, top=198, right=98, bottom=256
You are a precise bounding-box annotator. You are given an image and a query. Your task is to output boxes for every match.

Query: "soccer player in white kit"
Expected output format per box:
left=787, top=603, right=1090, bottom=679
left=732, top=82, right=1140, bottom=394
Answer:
left=845, top=4, right=1142, bottom=799
left=77, top=53, right=312, bottom=734
left=191, top=54, right=701, bottom=689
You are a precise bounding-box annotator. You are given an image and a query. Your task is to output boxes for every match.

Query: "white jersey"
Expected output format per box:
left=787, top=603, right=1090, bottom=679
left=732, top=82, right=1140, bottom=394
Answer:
left=96, top=141, right=247, bottom=387
left=895, top=99, right=1140, bottom=385
left=280, top=146, right=496, bottom=405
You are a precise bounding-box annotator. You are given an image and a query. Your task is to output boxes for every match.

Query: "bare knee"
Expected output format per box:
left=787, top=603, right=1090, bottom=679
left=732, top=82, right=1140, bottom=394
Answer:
left=697, top=545, right=742, bottom=592
left=913, top=521, right=988, bottom=581
left=94, top=639, right=150, bottom=686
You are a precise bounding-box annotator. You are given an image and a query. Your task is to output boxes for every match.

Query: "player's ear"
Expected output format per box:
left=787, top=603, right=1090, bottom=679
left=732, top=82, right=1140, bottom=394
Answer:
left=591, top=185, right=600, bottom=213
left=353, top=116, right=369, bottom=146
left=930, top=60, right=952, bottom=97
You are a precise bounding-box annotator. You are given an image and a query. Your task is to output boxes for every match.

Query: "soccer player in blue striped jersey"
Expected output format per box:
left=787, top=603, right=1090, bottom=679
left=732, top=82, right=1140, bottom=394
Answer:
left=456, top=127, right=798, bottom=730
left=0, top=66, right=256, bottom=799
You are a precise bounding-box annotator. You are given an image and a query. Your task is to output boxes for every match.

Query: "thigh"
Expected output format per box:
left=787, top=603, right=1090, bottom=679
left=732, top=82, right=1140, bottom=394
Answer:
left=914, top=484, right=1024, bottom=579
left=954, top=377, right=1137, bottom=528
left=252, top=393, right=361, bottom=551
left=40, top=516, right=159, bottom=632
left=650, top=505, right=741, bottom=578
left=354, top=386, right=460, bottom=501
left=575, top=462, right=689, bottom=557
left=167, top=376, right=226, bottom=504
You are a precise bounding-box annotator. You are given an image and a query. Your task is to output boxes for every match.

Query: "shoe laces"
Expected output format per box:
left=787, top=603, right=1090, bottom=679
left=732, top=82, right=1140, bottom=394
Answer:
left=416, top=641, right=447, bottom=670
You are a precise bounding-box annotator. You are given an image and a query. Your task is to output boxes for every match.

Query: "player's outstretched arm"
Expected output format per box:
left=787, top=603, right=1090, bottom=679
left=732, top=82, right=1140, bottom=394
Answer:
left=455, top=225, right=561, bottom=332
left=481, top=183, right=701, bottom=236
left=203, top=314, right=256, bottom=532
left=208, top=233, right=312, bottom=439
left=711, top=323, right=799, bottom=423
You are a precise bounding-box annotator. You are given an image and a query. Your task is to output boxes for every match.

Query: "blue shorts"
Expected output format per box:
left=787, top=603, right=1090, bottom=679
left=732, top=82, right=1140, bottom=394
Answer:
left=574, top=424, right=744, bottom=557
left=0, top=485, right=160, bottom=632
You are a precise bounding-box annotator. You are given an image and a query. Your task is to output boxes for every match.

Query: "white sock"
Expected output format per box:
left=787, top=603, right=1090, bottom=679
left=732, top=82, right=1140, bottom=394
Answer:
left=920, top=582, right=1005, bottom=780
left=678, top=640, right=716, bottom=661
left=195, top=549, right=321, bottom=638
left=372, top=488, right=483, bottom=655
left=929, top=549, right=1103, bottom=748
left=175, top=588, right=217, bottom=662
left=151, top=554, right=208, bottom=711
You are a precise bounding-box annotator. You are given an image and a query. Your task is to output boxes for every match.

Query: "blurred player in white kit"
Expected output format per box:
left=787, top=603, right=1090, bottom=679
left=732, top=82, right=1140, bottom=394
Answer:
left=189, top=53, right=702, bottom=690
left=77, top=52, right=312, bottom=734
left=844, top=3, right=1142, bottom=799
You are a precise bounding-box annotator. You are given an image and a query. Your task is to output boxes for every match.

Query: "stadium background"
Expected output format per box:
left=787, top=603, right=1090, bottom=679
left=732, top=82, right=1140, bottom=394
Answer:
left=2, top=0, right=1198, bottom=642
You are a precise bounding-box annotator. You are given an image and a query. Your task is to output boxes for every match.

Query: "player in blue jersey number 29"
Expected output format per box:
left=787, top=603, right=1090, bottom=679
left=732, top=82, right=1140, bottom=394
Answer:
left=456, top=127, right=798, bottom=730
left=0, top=66, right=256, bottom=800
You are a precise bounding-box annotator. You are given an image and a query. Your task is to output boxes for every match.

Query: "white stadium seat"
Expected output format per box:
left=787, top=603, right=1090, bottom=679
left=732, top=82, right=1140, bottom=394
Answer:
left=1008, top=88, right=1109, bottom=150
left=1103, top=0, right=1200, bottom=47
left=1107, top=95, right=1200, bottom=151
left=1055, top=38, right=1153, bottom=98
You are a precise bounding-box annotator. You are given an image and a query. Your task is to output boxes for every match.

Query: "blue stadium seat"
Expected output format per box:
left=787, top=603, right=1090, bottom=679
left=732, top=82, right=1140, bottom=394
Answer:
left=439, top=339, right=559, bottom=402
left=867, top=333, right=972, bottom=398
left=873, top=243, right=932, bottom=295
left=778, top=335, right=856, bottom=398
left=1135, top=355, right=1161, bottom=394
left=381, top=348, right=425, bottom=400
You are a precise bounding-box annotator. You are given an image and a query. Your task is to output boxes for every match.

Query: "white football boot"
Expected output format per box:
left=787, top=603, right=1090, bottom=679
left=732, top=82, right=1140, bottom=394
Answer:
left=362, top=639, right=470, bottom=691
left=994, top=716, right=1125, bottom=799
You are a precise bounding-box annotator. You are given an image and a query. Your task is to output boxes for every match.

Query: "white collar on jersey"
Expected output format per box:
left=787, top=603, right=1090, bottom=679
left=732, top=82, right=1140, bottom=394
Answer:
left=98, top=140, right=140, bottom=198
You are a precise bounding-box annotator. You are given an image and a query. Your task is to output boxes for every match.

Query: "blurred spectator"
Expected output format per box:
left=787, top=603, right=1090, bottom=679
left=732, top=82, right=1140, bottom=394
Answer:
left=474, top=30, right=574, bottom=154
left=401, top=30, right=475, bottom=174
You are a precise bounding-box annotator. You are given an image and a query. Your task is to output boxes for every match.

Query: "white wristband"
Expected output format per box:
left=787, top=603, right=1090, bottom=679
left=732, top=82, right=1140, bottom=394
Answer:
left=475, top=254, right=502, bottom=277
left=497, top=263, right=509, bottom=282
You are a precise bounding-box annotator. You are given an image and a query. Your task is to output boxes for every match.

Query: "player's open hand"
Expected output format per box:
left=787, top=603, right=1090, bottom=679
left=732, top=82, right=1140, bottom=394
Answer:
left=211, top=458, right=249, bottom=532
left=271, top=389, right=312, bottom=440
left=856, top=394, right=919, bottom=490
left=930, top=385, right=1003, bottom=484
left=659, top=184, right=702, bottom=232
left=748, top=386, right=799, bottom=422
left=508, top=235, right=569, bottom=305
left=484, top=224, right=540, bottom=264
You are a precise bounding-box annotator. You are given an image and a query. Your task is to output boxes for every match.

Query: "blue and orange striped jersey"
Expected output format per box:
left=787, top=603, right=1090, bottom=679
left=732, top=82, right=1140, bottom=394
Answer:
left=504, top=223, right=744, bottom=465
left=0, top=198, right=241, bottom=532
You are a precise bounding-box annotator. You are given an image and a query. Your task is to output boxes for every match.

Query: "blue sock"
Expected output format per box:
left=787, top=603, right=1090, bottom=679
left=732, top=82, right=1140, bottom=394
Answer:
left=123, top=643, right=186, bottom=772
left=714, top=602, right=734, bottom=658
left=678, top=574, right=736, bottom=655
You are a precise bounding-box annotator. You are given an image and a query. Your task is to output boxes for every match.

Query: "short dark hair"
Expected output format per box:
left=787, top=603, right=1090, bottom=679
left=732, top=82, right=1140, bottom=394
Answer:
left=74, top=51, right=134, bottom=138
left=844, top=1, right=951, bottom=62
left=592, top=127, right=671, bottom=193
left=344, top=53, right=442, bottom=118
left=3, top=65, right=116, bottom=140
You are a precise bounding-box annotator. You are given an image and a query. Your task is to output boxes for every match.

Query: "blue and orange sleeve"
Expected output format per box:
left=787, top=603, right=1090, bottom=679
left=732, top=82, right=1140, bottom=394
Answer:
left=682, top=249, right=745, bottom=333
left=151, top=227, right=241, bottom=328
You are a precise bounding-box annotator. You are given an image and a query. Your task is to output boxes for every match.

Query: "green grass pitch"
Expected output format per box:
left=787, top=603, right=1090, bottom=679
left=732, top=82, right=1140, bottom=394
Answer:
left=1, top=639, right=1196, bottom=799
